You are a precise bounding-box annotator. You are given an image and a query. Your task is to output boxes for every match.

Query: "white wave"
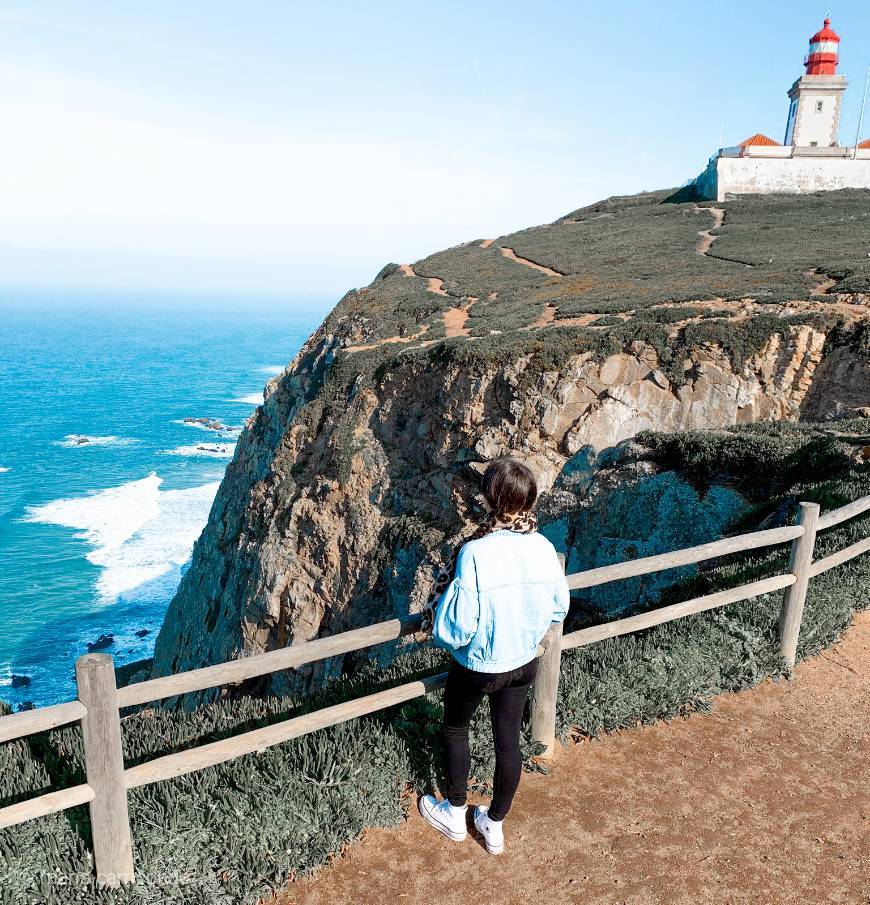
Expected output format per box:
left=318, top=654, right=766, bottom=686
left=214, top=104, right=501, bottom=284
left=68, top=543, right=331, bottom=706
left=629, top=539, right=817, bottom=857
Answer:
left=0, top=467, right=8, bottom=473
left=55, top=434, right=137, bottom=448
left=164, top=444, right=235, bottom=459
left=260, top=364, right=285, bottom=375
left=230, top=393, right=263, bottom=405
left=24, top=474, right=220, bottom=603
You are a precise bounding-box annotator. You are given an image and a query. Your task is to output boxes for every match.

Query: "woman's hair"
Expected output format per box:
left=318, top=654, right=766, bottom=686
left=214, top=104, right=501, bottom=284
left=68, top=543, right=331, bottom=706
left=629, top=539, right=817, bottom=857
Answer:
left=481, top=458, right=538, bottom=517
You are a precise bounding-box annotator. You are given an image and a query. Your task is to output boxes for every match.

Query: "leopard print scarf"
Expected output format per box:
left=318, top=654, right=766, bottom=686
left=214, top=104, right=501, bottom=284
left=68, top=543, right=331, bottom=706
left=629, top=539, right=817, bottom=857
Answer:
left=419, top=510, right=539, bottom=631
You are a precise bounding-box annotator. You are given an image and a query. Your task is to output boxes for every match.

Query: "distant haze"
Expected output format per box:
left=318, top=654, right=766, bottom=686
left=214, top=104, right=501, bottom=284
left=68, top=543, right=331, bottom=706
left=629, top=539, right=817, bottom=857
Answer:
left=1, top=0, right=868, bottom=297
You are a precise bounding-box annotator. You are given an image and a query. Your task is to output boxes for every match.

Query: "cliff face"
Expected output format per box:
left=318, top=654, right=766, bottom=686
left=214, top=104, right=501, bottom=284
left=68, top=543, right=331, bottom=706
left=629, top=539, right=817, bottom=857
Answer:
left=153, top=189, right=870, bottom=691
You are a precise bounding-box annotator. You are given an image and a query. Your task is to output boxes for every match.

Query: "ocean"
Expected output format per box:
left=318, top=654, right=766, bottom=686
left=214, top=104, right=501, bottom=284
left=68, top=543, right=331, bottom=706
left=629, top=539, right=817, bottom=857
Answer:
left=0, top=291, right=327, bottom=709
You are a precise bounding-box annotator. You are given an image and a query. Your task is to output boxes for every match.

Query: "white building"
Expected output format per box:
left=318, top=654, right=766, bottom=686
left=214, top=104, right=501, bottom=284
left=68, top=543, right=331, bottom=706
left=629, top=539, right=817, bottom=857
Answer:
left=694, top=18, right=870, bottom=202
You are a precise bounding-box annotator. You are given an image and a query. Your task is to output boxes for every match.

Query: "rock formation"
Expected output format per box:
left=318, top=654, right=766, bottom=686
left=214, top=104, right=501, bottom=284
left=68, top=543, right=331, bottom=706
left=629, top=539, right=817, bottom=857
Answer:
left=153, top=188, right=870, bottom=694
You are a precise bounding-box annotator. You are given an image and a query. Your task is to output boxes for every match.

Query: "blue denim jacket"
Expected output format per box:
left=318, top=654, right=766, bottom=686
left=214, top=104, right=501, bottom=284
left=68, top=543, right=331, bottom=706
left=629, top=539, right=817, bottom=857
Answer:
left=432, top=530, right=570, bottom=673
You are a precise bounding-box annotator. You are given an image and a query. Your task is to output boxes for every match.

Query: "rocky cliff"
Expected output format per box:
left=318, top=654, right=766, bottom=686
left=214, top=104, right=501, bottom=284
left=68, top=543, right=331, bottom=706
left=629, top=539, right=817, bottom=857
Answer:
left=153, top=188, right=870, bottom=693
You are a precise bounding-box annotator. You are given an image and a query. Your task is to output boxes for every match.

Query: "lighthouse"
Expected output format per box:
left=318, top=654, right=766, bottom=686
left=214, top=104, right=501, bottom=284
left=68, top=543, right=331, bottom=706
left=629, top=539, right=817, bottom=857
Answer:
left=692, top=16, right=870, bottom=201
left=783, top=19, right=848, bottom=147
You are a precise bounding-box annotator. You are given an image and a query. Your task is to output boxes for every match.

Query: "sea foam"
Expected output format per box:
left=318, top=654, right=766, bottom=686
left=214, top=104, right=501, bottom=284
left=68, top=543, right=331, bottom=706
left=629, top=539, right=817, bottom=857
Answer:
left=25, top=474, right=220, bottom=603
left=55, top=434, right=138, bottom=448
left=0, top=467, right=8, bottom=473
left=165, top=444, right=235, bottom=459
left=260, top=364, right=285, bottom=375
left=230, top=393, right=264, bottom=405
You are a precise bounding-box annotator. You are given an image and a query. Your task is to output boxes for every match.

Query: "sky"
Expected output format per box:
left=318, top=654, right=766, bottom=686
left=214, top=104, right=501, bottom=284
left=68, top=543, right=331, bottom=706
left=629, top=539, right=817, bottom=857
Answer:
left=1, top=0, right=869, bottom=299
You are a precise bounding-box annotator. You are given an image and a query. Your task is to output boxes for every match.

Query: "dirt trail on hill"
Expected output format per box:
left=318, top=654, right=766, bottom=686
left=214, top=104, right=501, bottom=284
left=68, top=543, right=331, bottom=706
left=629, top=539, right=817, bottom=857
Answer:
left=696, top=206, right=725, bottom=255
left=444, top=301, right=474, bottom=338
left=530, top=303, right=558, bottom=328
left=278, top=612, right=870, bottom=905
left=500, top=246, right=563, bottom=277
left=806, top=268, right=840, bottom=296
left=343, top=325, right=430, bottom=353
left=426, top=277, right=449, bottom=296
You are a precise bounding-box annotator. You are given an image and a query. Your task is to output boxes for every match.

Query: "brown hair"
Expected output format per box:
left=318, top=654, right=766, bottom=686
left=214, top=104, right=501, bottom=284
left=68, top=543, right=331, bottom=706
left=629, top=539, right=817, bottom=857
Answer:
left=481, top=458, right=538, bottom=518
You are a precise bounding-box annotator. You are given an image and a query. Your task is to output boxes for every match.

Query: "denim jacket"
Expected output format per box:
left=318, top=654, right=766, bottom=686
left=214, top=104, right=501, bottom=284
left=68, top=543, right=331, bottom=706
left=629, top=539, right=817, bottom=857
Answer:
left=432, top=530, right=570, bottom=673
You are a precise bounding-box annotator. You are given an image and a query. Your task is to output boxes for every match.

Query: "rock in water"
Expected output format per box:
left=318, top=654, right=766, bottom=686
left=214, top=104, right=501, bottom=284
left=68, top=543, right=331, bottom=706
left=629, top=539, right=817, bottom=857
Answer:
left=87, top=633, right=114, bottom=652
left=11, top=674, right=31, bottom=688
left=153, top=189, right=870, bottom=698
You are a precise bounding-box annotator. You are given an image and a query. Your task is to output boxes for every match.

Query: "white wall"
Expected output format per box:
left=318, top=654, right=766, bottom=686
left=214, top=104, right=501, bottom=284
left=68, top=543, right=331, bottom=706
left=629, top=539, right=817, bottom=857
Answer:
left=700, top=156, right=870, bottom=202
left=791, top=89, right=843, bottom=147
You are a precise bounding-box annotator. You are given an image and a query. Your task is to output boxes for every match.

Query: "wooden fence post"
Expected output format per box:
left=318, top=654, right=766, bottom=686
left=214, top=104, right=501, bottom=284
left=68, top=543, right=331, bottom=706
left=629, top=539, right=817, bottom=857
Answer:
left=531, top=553, right=565, bottom=758
left=778, top=502, right=820, bottom=672
left=75, top=654, right=135, bottom=888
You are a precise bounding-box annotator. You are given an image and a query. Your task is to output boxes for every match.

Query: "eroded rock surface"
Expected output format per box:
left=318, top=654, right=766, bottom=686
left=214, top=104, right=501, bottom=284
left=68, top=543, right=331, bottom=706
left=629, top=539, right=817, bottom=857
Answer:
left=153, top=320, right=866, bottom=694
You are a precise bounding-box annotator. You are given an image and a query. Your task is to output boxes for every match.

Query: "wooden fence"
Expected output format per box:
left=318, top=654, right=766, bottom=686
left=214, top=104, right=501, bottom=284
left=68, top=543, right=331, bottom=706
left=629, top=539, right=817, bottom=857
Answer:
left=1, top=493, right=869, bottom=888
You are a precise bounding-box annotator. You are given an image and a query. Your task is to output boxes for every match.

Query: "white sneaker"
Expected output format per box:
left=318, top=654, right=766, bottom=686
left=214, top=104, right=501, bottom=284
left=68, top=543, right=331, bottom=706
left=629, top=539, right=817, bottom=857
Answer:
left=473, top=805, right=505, bottom=855
left=418, top=795, right=467, bottom=842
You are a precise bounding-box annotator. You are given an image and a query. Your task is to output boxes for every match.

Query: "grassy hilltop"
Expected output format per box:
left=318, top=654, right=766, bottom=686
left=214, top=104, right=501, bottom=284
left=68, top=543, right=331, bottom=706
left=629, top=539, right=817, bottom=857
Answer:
left=334, top=188, right=870, bottom=373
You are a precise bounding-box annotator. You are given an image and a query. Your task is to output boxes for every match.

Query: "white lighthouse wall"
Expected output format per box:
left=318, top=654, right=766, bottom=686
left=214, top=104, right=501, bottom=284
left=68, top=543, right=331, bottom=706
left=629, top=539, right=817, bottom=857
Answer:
left=696, top=155, right=870, bottom=202
left=791, top=90, right=844, bottom=146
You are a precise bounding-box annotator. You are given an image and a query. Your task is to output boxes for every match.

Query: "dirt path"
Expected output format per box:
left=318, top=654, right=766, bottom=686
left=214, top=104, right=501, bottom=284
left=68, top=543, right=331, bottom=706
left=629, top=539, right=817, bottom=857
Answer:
left=343, top=325, right=430, bottom=353
left=443, top=299, right=476, bottom=338
left=529, top=303, right=558, bottom=328
left=278, top=612, right=870, bottom=905
left=695, top=206, right=725, bottom=256
left=805, top=268, right=840, bottom=296
left=500, top=246, right=563, bottom=277
left=399, top=264, right=416, bottom=277
left=426, top=277, right=450, bottom=297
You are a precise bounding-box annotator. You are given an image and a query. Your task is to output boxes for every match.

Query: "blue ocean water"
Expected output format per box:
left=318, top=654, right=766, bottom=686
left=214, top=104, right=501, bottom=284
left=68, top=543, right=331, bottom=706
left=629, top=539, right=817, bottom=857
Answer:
left=0, top=291, right=327, bottom=708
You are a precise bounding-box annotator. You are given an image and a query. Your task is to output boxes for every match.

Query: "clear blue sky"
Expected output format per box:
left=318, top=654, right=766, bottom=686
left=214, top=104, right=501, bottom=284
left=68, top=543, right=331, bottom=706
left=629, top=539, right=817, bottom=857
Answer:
left=1, top=1, right=868, bottom=298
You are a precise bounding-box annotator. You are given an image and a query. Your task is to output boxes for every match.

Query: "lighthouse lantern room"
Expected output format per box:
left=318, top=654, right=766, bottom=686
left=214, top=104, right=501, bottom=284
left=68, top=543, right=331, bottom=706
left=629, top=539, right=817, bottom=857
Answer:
left=784, top=18, right=848, bottom=147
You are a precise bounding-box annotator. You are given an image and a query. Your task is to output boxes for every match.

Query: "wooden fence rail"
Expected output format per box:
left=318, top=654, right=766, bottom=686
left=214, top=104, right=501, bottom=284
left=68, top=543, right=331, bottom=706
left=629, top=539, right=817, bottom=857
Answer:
left=1, top=492, right=868, bottom=887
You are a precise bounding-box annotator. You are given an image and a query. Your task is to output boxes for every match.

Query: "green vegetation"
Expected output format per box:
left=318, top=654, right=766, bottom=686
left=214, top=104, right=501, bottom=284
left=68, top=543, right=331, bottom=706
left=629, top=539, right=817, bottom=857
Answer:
left=333, top=190, right=869, bottom=380
left=636, top=418, right=869, bottom=498
left=709, top=193, right=870, bottom=281
left=2, top=422, right=867, bottom=904
left=556, top=422, right=869, bottom=736
left=588, top=314, right=625, bottom=327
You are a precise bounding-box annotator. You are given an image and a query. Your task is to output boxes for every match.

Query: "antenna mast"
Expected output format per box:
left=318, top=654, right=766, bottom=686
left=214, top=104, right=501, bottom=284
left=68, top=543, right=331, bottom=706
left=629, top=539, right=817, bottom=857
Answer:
left=854, top=64, right=870, bottom=159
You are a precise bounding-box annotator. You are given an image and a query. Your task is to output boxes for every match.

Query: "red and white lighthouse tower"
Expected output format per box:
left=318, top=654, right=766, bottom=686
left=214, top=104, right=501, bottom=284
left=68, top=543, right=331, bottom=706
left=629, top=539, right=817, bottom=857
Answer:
left=784, top=18, right=848, bottom=146
left=804, top=18, right=840, bottom=75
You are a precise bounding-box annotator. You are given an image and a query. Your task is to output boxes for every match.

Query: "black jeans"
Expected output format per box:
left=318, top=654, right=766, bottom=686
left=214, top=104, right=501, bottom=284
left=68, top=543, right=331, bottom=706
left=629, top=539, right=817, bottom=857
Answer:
left=442, top=658, right=538, bottom=822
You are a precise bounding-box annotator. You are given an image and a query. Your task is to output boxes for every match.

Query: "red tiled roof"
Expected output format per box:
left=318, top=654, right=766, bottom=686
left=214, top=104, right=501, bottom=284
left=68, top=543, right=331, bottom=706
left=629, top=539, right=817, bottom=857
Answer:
left=859, top=139, right=870, bottom=149
left=739, top=133, right=780, bottom=148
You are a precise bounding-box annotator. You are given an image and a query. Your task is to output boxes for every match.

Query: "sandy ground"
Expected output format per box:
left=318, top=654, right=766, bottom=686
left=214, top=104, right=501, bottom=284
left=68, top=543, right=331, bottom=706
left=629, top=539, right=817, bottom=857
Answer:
left=278, top=612, right=869, bottom=905
left=443, top=304, right=473, bottom=339
left=806, top=268, right=839, bottom=296
left=530, top=303, right=558, bottom=328
left=426, top=277, right=450, bottom=297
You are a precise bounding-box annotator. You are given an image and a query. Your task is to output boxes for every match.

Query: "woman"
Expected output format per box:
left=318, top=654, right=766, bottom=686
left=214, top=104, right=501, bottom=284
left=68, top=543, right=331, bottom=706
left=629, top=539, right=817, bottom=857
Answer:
left=419, top=458, right=569, bottom=855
